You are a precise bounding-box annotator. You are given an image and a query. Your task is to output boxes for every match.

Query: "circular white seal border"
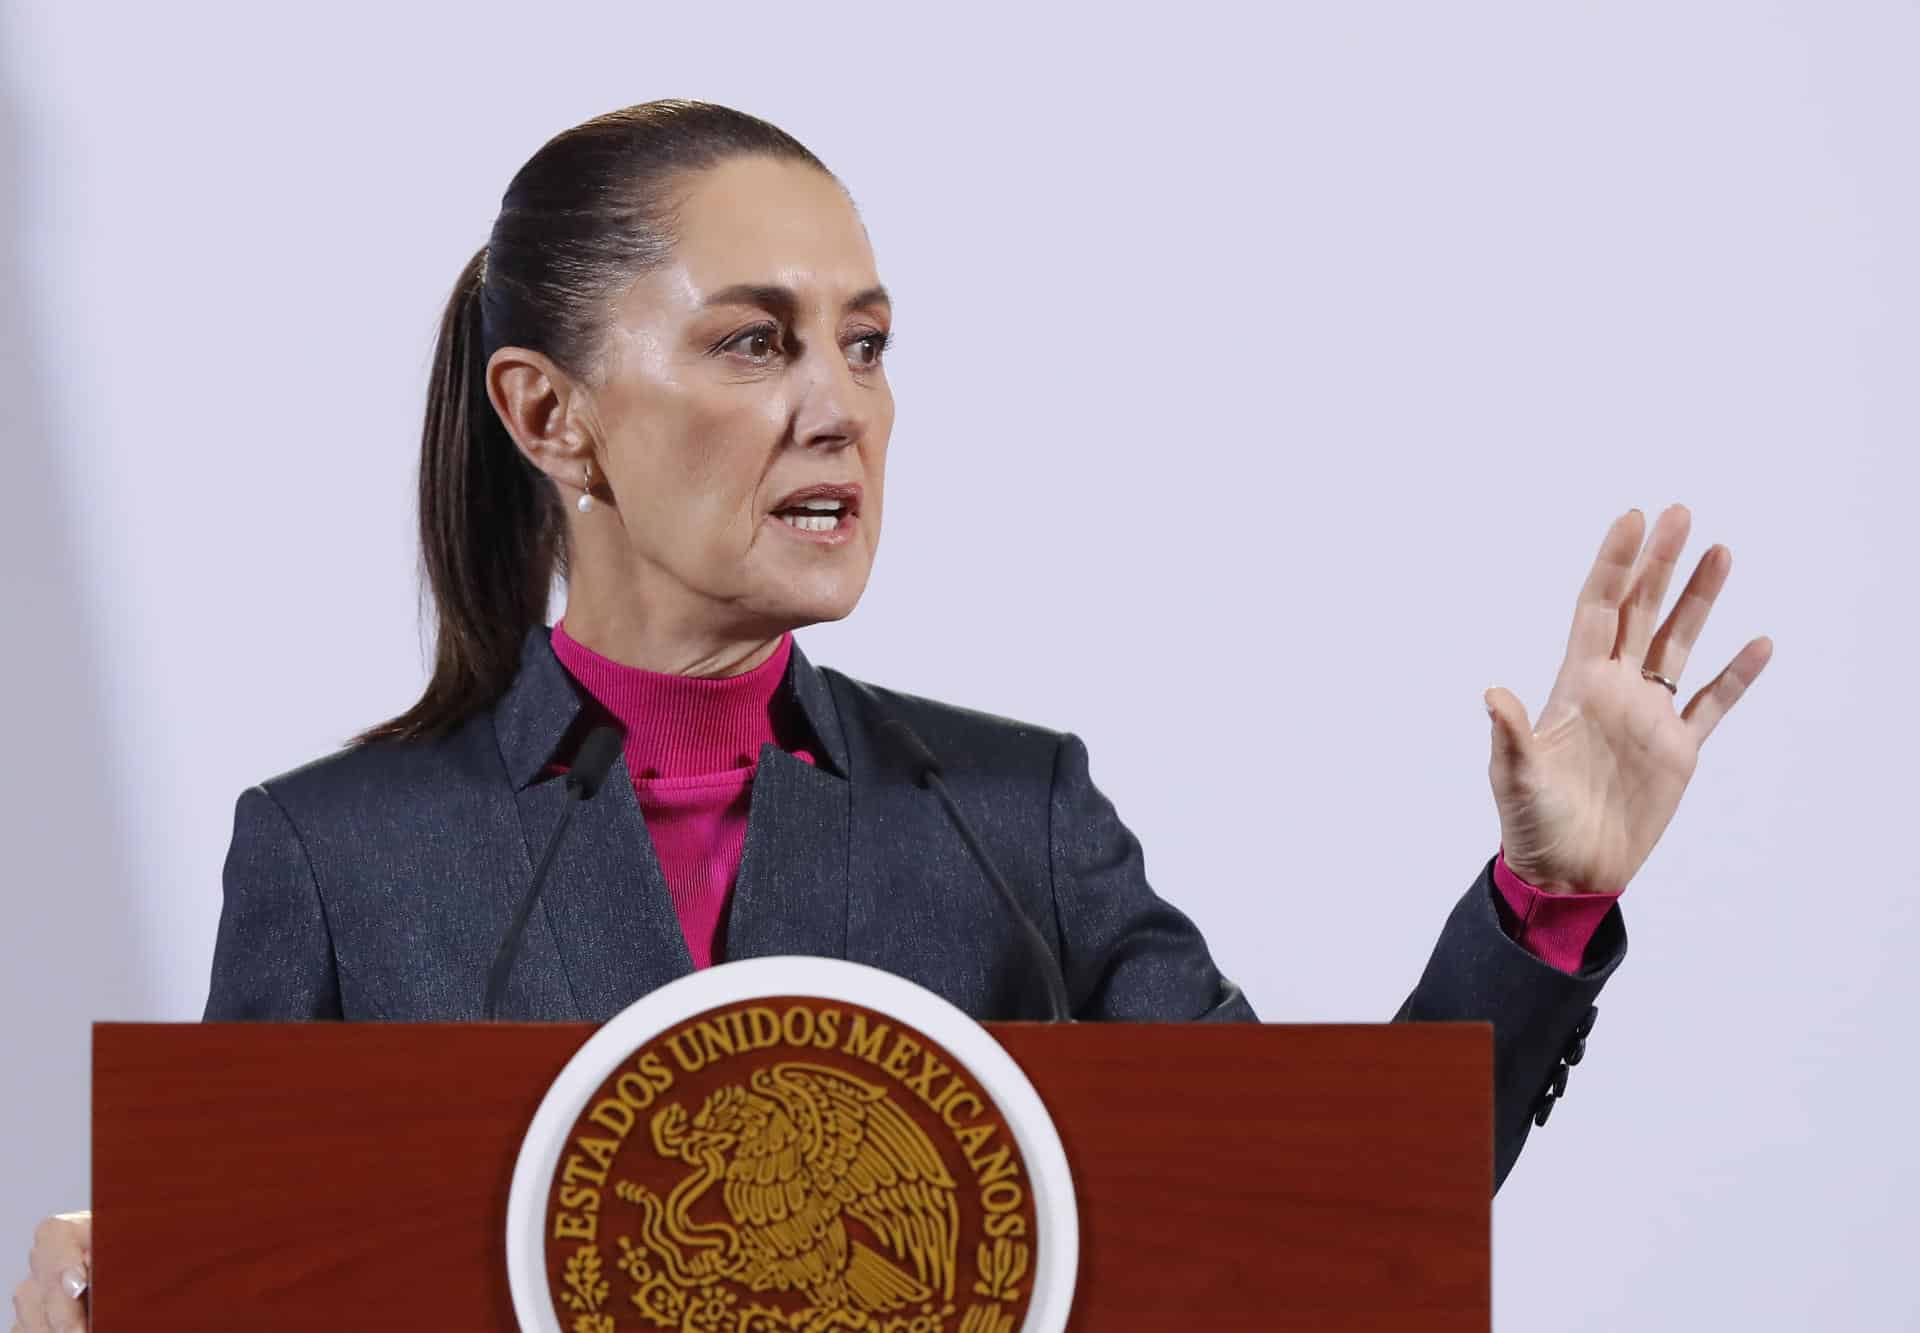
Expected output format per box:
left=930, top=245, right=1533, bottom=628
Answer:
left=505, top=955, right=1080, bottom=1333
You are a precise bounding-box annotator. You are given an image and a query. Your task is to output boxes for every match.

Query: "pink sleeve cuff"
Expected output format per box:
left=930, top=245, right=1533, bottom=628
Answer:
left=1491, top=847, right=1622, bottom=974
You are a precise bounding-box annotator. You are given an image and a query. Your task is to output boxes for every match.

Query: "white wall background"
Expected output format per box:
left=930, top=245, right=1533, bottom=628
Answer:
left=2, top=1, right=1913, bottom=1326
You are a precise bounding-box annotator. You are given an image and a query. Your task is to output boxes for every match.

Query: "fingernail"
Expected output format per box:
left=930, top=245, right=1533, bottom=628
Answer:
left=60, top=1265, right=88, bottom=1299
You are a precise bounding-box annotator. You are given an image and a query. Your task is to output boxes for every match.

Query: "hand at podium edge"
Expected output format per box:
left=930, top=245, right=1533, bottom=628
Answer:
left=12, top=1210, right=89, bottom=1333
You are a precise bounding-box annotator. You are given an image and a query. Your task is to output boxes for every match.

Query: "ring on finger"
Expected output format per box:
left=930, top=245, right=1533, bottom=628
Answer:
left=1640, top=667, right=1679, bottom=695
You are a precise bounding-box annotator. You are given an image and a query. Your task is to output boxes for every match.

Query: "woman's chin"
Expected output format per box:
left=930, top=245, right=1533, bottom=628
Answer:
left=756, top=569, right=869, bottom=629
left=736, top=534, right=875, bottom=628
left=791, top=584, right=865, bottom=625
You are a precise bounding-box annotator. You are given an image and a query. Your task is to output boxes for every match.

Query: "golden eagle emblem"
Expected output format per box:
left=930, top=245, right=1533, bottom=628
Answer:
left=541, top=997, right=1042, bottom=1333
left=616, top=1061, right=961, bottom=1328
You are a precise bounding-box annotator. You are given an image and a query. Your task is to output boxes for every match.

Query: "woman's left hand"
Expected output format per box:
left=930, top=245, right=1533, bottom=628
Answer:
left=1485, top=503, right=1773, bottom=895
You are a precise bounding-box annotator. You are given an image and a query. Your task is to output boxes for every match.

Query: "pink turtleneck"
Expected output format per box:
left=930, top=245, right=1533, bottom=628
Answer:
left=549, top=619, right=815, bottom=969
left=547, top=620, right=1616, bottom=977
left=1493, top=847, right=1621, bottom=973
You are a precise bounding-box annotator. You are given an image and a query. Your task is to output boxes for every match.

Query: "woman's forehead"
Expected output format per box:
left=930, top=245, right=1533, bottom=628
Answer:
left=661, top=158, right=881, bottom=312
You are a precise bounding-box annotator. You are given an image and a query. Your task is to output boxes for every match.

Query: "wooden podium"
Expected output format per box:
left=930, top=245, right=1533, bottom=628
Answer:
left=93, top=1021, right=1491, bottom=1331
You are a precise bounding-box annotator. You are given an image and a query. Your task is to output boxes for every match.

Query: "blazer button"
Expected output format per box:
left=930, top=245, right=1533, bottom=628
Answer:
left=1564, top=1035, right=1587, bottom=1067
left=1549, top=1063, right=1569, bottom=1098
left=1573, top=1004, right=1599, bottom=1039
left=1533, top=1093, right=1556, bottom=1128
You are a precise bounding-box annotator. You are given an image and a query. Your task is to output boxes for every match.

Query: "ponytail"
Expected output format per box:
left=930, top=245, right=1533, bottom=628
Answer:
left=353, top=247, right=563, bottom=745
left=354, top=100, right=834, bottom=747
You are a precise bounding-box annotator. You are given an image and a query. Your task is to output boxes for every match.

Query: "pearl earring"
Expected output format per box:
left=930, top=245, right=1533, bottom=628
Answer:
left=577, top=463, right=595, bottom=514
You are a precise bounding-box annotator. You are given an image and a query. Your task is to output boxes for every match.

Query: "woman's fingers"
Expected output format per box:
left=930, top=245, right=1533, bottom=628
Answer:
left=27, top=1216, right=86, bottom=1283
left=1566, top=510, right=1647, bottom=666
left=37, top=1283, right=84, bottom=1333
left=12, top=1274, right=86, bottom=1333
left=13, top=1274, right=46, bottom=1330
left=48, top=1285, right=86, bottom=1332
left=23, top=1214, right=89, bottom=1333
left=1683, top=636, right=1775, bottom=744
left=1614, top=504, right=1693, bottom=667
left=1645, top=543, right=1733, bottom=685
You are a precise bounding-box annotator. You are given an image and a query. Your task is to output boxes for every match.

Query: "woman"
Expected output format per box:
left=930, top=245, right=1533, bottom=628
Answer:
left=12, top=99, right=1771, bottom=1333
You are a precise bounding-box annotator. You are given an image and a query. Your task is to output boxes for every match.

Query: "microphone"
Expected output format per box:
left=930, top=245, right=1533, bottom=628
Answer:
left=482, top=724, right=623, bottom=1021
left=879, top=719, right=1073, bottom=1023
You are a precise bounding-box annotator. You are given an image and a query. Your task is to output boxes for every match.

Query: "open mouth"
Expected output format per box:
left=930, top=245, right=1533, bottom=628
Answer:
left=772, top=498, right=850, bottom=532
left=767, top=484, right=862, bottom=539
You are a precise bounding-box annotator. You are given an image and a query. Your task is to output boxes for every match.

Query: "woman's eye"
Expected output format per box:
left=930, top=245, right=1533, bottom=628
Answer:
left=848, top=330, right=892, bottom=368
left=722, top=324, right=781, bottom=361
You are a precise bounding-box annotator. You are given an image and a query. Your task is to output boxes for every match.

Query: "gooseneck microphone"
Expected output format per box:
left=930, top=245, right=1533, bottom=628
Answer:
left=879, top=719, right=1074, bottom=1023
left=482, top=724, right=623, bottom=1021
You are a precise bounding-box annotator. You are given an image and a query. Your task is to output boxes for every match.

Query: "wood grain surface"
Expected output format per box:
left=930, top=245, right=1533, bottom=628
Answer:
left=93, top=1021, right=1489, bottom=1331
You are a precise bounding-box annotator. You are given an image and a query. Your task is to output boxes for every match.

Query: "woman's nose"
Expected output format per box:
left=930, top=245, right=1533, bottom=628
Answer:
left=791, top=350, right=867, bottom=450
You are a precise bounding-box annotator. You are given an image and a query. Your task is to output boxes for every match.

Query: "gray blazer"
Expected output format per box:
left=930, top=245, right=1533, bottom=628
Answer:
left=206, top=626, right=1625, bottom=1190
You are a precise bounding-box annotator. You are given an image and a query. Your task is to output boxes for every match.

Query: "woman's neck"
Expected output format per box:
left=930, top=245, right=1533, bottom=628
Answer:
left=555, top=598, right=785, bottom=678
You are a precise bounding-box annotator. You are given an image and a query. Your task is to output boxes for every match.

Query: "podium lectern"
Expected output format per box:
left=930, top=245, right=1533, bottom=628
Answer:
left=93, top=1021, right=1490, bottom=1331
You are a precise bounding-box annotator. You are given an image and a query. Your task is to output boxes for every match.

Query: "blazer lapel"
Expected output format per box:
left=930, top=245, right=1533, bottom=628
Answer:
left=722, top=742, right=851, bottom=963
left=514, top=749, right=695, bottom=1021
left=495, top=626, right=691, bottom=1021
left=723, top=634, right=854, bottom=962
left=493, top=626, right=855, bottom=1017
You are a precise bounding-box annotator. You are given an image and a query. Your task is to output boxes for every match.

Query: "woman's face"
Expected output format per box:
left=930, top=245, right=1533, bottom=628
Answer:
left=568, top=155, right=894, bottom=641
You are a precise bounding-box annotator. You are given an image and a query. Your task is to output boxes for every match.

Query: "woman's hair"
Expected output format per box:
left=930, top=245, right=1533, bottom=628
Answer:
left=356, top=100, right=831, bottom=746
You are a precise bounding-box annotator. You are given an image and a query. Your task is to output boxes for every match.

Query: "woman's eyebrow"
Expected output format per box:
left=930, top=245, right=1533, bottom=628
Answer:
left=702, top=283, right=892, bottom=319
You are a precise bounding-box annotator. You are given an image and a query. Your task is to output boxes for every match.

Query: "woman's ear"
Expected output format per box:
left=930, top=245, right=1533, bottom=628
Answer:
left=485, top=345, right=594, bottom=485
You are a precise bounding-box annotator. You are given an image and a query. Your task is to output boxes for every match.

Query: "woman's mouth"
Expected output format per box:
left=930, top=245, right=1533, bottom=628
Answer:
left=767, top=498, right=856, bottom=545
left=766, top=484, right=862, bottom=546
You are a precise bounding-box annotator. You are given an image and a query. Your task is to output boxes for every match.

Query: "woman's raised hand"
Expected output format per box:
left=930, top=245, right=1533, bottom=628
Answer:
left=12, top=1212, right=89, bottom=1333
left=1485, top=504, right=1773, bottom=895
